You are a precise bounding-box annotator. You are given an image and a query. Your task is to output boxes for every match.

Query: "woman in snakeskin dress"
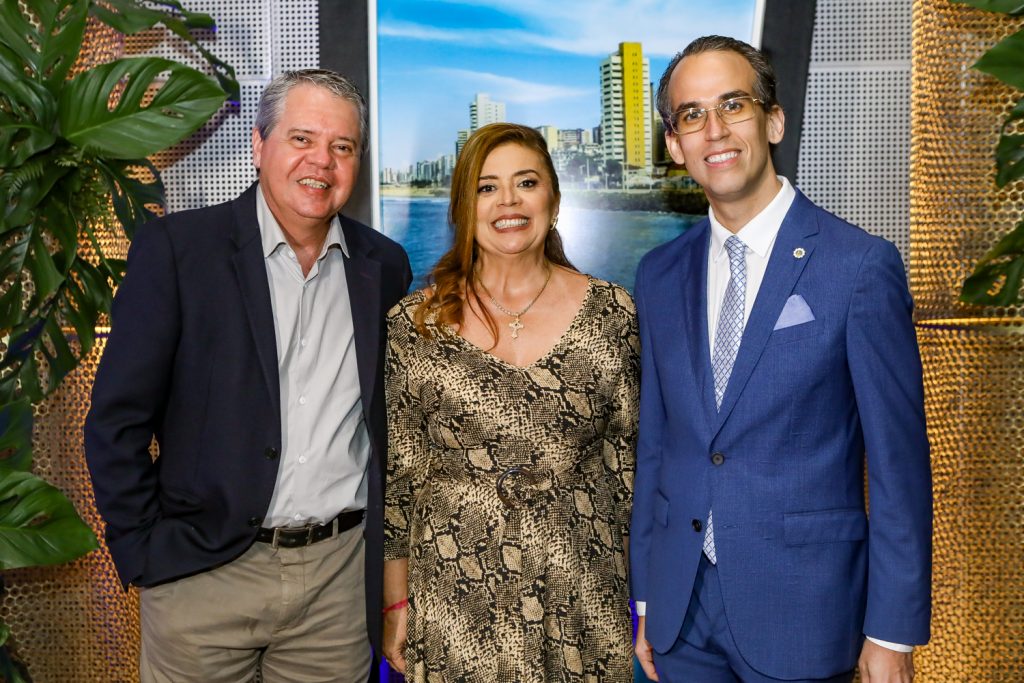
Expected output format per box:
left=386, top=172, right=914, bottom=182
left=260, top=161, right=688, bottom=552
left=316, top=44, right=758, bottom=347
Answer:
left=381, top=123, right=638, bottom=682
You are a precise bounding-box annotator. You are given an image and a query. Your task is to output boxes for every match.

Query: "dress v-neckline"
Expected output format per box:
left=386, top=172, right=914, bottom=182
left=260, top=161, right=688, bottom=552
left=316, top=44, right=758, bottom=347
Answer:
left=448, top=277, right=596, bottom=371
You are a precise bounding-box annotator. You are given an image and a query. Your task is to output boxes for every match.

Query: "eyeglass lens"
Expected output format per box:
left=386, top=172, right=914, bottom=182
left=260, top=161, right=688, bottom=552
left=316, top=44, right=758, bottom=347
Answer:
left=673, top=97, right=757, bottom=134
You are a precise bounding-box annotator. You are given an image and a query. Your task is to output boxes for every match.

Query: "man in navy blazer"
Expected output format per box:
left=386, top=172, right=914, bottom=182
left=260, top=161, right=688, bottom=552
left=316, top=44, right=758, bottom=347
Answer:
left=631, top=37, right=931, bottom=683
left=85, top=70, right=411, bottom=681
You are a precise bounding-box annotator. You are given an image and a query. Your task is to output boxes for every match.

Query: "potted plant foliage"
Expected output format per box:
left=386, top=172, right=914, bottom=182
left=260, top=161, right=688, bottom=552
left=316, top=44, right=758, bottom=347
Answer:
left=954, top=0, right=1024, bottom=305
left=0, top=0, right=237, bottom=678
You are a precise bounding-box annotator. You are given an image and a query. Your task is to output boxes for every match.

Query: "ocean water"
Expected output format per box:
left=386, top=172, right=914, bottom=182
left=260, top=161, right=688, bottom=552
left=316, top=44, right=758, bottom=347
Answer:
left=381, top=197, right=700, bottom=293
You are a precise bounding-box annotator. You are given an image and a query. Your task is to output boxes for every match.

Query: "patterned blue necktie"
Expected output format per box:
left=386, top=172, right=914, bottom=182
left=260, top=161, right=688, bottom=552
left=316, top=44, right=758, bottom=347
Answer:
left=711, top=235, right=747, bottom=409
left=705, top=234, right=746, bottom=564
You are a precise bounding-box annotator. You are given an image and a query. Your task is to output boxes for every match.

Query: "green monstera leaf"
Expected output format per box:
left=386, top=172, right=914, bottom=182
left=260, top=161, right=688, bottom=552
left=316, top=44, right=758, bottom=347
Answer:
left=91, top=0, right=239, bottom=102
left=961, top=217, right=1024, bottom=305
left=0, top=468, right=98, bottom=570
left=0, top=0, right=89, bottom=91
left=0, top=399, right=33, bottom=473
left=973, top=27, right=1024, bottom=91
left=0, top=44, right=57, bottom=168
left=952, top=0, right=1024, bottom=15
left=60, top=57, right=227, bottom=159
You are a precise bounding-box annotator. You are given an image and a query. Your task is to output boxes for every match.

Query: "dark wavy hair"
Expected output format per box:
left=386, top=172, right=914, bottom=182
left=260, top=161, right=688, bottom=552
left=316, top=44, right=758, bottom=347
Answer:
left=413, top=123, right=575, bottom=341
left=655, top=35, right=779, bottom=130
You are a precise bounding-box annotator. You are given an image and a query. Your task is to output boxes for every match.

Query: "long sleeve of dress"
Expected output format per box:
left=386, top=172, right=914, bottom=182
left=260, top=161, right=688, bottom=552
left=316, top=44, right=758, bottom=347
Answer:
left=601, top=287, right=640, bottom=537
left=383, top=296, right=430, bottom=561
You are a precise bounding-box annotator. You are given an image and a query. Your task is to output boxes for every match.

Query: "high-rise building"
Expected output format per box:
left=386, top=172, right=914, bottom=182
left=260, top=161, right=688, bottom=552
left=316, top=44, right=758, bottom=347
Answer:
left=535, top=125, right=560, bottom=152
left=599, top=42, right=652, bottom=173
left=455, top=129, right=470, bottom=158
left=470, top=93, right=506, bottom=132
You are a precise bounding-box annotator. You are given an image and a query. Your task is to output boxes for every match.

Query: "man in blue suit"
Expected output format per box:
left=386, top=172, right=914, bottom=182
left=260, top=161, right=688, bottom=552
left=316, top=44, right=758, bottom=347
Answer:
left=85, top=70, right=411, bottom=681
left=631, top=36, right=931, bottom=683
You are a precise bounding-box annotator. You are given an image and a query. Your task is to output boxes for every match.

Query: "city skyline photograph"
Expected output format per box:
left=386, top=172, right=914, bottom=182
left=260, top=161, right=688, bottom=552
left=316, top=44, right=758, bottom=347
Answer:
left=373, top=0, right=764, bottom=291
left=377, top=0, right=762, bottom=171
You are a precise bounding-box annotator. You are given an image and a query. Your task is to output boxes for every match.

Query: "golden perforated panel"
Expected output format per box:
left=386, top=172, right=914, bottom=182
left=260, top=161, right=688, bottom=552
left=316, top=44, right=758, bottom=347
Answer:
left=911, top=0, right=1024, bottom=679
left=0, top=18, right=140, bottom=681
left=0, top=339, right=140, bottom=681
left=915, top=321, right=1024, bottom=680
left=910, top=1, right=1024, bottom=319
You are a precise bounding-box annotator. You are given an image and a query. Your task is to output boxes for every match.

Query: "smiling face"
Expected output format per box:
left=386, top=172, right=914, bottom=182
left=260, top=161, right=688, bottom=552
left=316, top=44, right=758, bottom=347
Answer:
left=664, top=49, right=784, bottom=226
left=473, top=142, right=558, bottom=261
left=251, top=83, right=361, bottom=235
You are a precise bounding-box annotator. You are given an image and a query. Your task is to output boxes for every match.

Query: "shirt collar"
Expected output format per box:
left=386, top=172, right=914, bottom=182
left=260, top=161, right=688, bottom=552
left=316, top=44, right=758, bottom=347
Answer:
left=708, top=176, right=796, bottom=262
left=256, top=182, right=349, bottom=259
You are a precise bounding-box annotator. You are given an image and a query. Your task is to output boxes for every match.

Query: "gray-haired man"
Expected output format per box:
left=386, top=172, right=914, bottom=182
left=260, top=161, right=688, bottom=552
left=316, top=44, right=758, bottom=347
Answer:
left=86, top=69, right=412, bottom=681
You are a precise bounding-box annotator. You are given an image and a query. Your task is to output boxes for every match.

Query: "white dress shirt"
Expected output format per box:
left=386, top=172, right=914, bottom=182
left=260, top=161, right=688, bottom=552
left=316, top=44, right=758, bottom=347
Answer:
left=257, top=185, right=369, bottom=528
left=638, top=177, right=911, bottom=653
left=706, top=177, right=795, bottom=350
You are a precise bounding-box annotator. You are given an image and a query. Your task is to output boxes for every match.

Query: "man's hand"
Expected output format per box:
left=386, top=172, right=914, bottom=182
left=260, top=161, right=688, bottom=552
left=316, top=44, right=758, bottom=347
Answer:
left=858, top=639, right=914, bottom=682
left=635, top=615, right=659, bottom=681
left=382, top=604, right=408, bottom=674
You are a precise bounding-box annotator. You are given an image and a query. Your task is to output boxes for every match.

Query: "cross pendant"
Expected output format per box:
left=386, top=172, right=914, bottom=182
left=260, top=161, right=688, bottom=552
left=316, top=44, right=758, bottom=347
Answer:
left=508, top=318, right=524, bottom=339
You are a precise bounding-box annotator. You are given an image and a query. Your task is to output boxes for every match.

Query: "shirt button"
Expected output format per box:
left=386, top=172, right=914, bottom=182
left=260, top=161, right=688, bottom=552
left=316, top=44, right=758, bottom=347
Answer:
left=692, top=519, right=703, bottom=532
left=298, top=396, right=307, bottom=405
left=264, top=447, right=279, bottom=460
left=294, top=513, right=302, bottom=521
left=298, top=455, right=307, bottom=464
left=711, top=452, right=726, bottom=466
left=300, top=339, right=308, bottom=347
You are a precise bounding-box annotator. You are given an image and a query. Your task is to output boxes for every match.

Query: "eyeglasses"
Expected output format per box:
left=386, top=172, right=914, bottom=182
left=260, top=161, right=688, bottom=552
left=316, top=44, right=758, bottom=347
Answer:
left=669, top=96, right=764, bottom=135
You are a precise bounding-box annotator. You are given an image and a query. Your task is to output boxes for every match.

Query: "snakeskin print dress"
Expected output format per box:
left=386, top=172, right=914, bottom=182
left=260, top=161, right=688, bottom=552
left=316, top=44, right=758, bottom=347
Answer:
left=384, top=278, right=639, bottom=682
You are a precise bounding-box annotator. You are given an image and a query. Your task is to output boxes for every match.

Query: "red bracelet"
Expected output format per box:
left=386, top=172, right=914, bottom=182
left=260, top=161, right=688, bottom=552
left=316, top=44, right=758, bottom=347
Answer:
left=382, top=598, right=408, bottom=613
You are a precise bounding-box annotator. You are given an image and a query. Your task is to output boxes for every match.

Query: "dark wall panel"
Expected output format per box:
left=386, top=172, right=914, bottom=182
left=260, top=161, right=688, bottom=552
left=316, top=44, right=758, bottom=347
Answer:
left=761, top=0, right=817, bottom=181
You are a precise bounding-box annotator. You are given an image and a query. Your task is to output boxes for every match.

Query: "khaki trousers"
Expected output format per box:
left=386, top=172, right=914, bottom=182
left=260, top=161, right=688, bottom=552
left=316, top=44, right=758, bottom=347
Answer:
left=139, top=524, right=370, bottom=683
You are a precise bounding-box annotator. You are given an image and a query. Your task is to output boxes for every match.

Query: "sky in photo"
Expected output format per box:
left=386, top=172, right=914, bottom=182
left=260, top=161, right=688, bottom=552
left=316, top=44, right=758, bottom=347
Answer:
left=377, top=0, right=760, bottom=170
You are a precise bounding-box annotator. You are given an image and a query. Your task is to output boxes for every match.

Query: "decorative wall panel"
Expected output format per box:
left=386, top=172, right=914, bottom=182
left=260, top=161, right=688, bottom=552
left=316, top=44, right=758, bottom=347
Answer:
left=798, top=0, right=912, bottom=262
left=911, top=0, right=1024, bottom=679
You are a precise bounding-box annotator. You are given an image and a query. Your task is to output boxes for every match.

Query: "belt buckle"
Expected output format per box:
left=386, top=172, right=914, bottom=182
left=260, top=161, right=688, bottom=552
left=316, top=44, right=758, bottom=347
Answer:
left=270, top=523, right=316, bottom=548
left=497, top=466, right=541, bottom=509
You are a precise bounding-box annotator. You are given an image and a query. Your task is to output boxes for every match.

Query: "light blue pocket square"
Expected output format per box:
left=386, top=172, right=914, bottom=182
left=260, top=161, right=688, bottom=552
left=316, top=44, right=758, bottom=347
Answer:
left=774, top=294, right=815, bottom=330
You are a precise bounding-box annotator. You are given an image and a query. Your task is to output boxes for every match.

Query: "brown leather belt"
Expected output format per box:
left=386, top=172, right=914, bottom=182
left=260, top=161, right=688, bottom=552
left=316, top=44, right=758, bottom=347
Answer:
left=255, top=510, right=364, bottom=548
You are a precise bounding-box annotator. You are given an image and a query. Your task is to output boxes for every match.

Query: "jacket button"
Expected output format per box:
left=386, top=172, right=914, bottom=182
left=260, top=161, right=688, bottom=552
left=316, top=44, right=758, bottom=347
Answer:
left=711, top=452, right=725, bottom=466
left=247, top=517, right=261, bottom=527
left=692, top=519, right=702, bottom=532
left=265, top=447, right=279, bottom=460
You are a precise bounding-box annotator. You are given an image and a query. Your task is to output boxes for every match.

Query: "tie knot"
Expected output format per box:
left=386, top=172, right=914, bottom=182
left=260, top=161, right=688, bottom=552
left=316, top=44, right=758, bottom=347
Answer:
left=725, top=235, right=746, bottom=270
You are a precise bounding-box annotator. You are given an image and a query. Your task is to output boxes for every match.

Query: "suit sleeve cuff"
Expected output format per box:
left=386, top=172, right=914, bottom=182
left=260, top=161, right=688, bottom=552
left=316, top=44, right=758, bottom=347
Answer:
left=866, top=636, right=913, bottom=653
left=634, top=600, right=647, bottom=616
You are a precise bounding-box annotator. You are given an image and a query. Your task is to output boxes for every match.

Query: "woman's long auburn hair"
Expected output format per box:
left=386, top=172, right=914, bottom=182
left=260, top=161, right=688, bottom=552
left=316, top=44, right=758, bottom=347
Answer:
left=413, top=123, right=575, bottom=339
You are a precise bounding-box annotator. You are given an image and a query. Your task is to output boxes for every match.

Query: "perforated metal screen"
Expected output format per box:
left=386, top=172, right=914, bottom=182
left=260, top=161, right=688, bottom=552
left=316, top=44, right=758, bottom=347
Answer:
left=126, top=0, right=320, bottom=212
left=797, top=0, right=912, bottom=264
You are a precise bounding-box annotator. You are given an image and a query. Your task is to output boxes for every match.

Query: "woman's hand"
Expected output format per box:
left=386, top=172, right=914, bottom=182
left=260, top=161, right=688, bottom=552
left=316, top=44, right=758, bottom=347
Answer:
left=382, top=602, right=409, bottom=674
left=382, top=558, right=410, bottom=673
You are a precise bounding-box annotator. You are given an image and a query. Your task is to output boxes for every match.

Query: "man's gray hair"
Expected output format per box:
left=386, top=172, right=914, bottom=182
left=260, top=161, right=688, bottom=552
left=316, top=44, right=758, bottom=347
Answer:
left=254, top=69, right=369, bottom=155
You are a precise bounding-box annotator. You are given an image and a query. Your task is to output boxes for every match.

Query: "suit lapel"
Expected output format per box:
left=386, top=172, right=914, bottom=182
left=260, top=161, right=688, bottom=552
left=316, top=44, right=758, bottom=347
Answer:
left=680, top=223, right=719, bottom=426
left=342, top=218, right=383, bottom=414
left=230, top=183, right=281, bottom=412
left=713, top=191, right=819, bottom=432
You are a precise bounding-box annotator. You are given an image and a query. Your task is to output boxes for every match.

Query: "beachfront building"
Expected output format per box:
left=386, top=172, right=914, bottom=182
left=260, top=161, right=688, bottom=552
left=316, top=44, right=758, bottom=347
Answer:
left=470, top=93, right=506, bottom=132
left=535, top=125, right=560, bottom=152
left=599, top=42, right=653, bottom=180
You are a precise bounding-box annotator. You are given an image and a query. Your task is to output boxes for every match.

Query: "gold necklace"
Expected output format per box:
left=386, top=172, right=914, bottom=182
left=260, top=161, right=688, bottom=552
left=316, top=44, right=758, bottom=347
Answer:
left=478, top=268, right=552, bottom=339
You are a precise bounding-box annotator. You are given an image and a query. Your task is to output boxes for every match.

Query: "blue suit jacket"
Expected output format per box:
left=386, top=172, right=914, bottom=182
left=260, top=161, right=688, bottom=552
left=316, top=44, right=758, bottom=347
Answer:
left=84, top=183, right=412, bottom=652
left=631, top=191, right=931, bottom=679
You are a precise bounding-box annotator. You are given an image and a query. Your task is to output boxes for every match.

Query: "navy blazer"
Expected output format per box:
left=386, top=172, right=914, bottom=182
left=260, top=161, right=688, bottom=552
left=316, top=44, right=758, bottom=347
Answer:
left=630, top=191, right=931, bottom=679
left=85, top=182, right=412, bottom=652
